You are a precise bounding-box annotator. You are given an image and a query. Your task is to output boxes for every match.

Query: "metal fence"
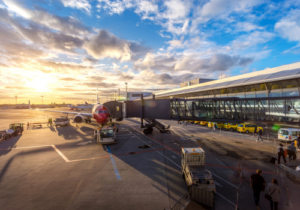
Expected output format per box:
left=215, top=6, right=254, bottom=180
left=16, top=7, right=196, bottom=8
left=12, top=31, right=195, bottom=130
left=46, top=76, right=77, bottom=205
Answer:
left=189, top=186, right=215, bottom=208
left=279, top=164, right=300, bottom=182
left=170, top=193, right=190, bottom=210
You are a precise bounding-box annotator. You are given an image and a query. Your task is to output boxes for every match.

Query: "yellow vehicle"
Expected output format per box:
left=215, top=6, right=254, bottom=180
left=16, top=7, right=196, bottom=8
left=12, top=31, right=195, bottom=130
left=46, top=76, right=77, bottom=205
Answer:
left=208, top=122, right=214, bottom=128
left=237, top=123, right=263, bottom=133
left=200, top=121, right=208, bottom=126
left=224, top=123, right=238, bottom=131
left=194, top=121, right=201, bottom=124
left=214, top=122, right=224, bottom=129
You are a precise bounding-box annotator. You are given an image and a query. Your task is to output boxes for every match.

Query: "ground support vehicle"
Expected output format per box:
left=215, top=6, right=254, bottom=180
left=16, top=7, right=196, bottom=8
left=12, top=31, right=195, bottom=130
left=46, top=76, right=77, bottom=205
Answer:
left=54, top=117, right=70, bottom=127
left=94, top=125, right=118, bottom=144
left=224, top=123, right=238, bottom=131
left=181, top=147, right=216, bottom=193
left=0, top=130, right=13, bottom=140
left=9, top=123, right=24, bottom=135
left=278, top=128, right=300, bottom=142
left=237, top=123, right=263, bottom=134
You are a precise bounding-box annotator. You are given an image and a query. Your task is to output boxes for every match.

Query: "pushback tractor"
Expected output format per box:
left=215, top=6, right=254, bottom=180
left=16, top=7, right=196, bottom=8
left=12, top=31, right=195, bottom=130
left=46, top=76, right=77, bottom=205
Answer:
left=94, top=125, right=118, bottom=144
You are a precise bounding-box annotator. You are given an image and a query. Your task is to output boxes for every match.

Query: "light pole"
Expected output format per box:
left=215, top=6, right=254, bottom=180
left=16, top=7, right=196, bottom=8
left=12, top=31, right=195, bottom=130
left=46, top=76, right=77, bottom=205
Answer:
left=41, top=96, right=43, bottom=107
left=125, top=82, right=128, bottom=101
left=114, top=91, right=116, bottom=101
left=118, top=88, right=120, bottom=101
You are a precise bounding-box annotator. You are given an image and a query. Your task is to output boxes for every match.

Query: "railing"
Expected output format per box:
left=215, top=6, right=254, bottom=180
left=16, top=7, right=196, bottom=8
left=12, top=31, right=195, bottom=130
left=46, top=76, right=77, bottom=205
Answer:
left=189, top=186, right=215, bottom=208
left=279, top=164, right=300, bottom=182
left=169, top=193, right=190, bottom=210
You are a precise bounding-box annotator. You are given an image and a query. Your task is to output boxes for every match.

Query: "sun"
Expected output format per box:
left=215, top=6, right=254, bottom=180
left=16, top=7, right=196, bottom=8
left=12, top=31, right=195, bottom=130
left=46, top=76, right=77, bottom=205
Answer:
left=27, top=77, right=50, bottom=92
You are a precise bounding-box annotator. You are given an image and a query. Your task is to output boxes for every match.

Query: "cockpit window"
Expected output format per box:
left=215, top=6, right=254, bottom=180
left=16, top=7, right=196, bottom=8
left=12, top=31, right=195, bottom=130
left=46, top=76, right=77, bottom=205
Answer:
left=98, top=110, right=108, bottom=114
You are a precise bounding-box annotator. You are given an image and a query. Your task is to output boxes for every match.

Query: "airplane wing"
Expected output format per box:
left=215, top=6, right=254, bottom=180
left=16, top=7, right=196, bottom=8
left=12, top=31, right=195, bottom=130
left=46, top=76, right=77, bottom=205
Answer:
left=28, top=101, right=92, bottom=116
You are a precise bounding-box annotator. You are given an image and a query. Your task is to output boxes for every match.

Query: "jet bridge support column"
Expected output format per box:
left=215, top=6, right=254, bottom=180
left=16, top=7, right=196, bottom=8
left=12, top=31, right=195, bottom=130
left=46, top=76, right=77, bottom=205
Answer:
left=140, top=94, right=145, bottom=128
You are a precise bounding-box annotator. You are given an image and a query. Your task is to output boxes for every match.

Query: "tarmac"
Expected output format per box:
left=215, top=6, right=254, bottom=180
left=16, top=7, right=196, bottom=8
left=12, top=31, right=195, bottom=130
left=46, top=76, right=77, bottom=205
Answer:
left=0, top=108, right=300, bottom=210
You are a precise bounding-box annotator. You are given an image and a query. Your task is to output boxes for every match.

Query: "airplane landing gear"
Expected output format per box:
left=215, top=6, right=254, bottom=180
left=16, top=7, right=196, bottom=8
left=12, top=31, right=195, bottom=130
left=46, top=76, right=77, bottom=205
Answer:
left=143, top=127, right=153, bottom=135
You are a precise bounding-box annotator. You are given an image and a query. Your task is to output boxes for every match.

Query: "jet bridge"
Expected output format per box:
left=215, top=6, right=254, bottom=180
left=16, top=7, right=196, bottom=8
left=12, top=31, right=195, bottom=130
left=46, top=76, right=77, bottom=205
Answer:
left=104, top=96, right=300, bottom=134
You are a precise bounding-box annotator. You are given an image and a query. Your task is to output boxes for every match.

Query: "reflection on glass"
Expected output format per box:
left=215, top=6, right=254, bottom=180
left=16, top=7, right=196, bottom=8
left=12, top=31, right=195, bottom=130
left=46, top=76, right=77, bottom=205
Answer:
left=244, top=85, right=254, bottom=92
left=269, top=92, right=282, bottom=97
left=236, top=94, right=245, bottom=98
left=246, top=94, right=256, bottom=98
left=281, top=79, right=298, bottom=89
left=283, top=91, right=299, bottom=97
left=267, top=82, right=282, bottom=90
left=256, top=93, right=267, bottom=98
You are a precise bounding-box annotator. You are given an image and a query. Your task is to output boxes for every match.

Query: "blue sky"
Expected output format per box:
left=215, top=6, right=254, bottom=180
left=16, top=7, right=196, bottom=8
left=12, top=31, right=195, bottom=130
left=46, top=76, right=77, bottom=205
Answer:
left=0, top=0, right=300, bottom=103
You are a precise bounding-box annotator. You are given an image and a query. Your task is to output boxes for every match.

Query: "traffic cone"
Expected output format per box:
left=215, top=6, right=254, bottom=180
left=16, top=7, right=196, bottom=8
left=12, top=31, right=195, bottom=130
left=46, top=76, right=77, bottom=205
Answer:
left=76, top=124, right=78, bottom=128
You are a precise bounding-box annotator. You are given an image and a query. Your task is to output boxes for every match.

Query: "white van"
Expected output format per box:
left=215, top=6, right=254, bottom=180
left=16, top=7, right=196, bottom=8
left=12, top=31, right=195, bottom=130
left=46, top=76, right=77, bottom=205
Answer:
left=278, top=128, right=300, bottom=142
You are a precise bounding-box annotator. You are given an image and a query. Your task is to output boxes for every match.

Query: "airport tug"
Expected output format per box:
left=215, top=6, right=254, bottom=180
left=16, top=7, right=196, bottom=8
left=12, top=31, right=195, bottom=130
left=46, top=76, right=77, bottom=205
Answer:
left=94, top=125, right=118, bottom=145
left=181, top=147, right=216, bottom=193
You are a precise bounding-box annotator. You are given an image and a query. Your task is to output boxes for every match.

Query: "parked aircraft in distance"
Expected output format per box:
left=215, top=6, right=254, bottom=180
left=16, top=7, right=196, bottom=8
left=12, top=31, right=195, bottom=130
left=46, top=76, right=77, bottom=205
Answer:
left=68, top=102, right=93, bottom=110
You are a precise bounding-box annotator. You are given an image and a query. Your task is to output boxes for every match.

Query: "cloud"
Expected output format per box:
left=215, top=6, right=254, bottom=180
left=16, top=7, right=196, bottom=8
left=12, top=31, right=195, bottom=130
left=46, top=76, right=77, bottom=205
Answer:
left=275, top=9, right=300, bottom=47
left=134, top=53, right=176, bottom=71
left=5, top=86, right=34, bottom=90
left=191, top=0, right=264, bottom=32
left=230, top=31, right=275, bottom=50
left=83, top=29, right=150, bottom=61
left=87, top=76, right=106, bottom=81
left=83, top=30, right=131, bottom=61
left=82, top=57, right=98, bottom=64
left=60, top=0, right=91, bottom=14
left=82, top=82, right=118, bottom=88
left=59, top=78, right=79, bottom=81
left=235, top=22, right=264, bottom=32
left=4, top=0, right=90, bottom=35
left=175, top=54, right=254, bottom=72
left=35, top=61, right=94, bottom=73
left=51, top=87, right=79, bottom=91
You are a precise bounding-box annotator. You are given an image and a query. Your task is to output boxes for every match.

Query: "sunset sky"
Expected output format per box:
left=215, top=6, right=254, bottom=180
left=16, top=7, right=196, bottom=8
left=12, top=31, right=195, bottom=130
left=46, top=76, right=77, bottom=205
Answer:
left=0, top=0, right=300, bottom=104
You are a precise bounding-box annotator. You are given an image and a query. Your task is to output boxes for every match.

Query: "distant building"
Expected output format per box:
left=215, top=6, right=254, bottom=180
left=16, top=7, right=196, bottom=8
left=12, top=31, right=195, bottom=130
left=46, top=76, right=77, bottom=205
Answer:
left=127, top=92, right=152, bottom=101
left=180, top=78, right=216, bottom=88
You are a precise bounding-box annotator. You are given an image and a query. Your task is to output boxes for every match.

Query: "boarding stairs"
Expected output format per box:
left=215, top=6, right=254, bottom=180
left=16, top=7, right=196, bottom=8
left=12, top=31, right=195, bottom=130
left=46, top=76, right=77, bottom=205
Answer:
left=144, top=118, right=170, bottom=134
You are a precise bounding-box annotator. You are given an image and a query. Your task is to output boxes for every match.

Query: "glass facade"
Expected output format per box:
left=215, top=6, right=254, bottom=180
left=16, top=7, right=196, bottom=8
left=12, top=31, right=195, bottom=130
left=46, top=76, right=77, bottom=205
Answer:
left=168, top=78, right=300, bottom=101
left=283, top=91, right=299, bottom=96
left=269, top=92, right=282, bottom=97
left=256, top=93, right=267, bottom=98
left=246, top=94, right=256, bottom=98
left=236, top=94, right=245, bottom=98
left=281, top=79, right=298, bottom=89
left=170, top=97, right=300, bottom=122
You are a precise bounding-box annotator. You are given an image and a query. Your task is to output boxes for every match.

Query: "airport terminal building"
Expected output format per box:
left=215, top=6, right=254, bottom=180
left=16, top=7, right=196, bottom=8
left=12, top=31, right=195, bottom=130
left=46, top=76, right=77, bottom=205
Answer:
left=156, top=62, right=300, bottom=100
left=148, top=62, right=300, bottom=123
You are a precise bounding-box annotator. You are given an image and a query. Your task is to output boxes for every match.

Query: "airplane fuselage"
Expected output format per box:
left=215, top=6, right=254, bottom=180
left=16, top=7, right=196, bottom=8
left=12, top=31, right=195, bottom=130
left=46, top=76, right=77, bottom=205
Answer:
left=92, top=104, right=110, bottom=125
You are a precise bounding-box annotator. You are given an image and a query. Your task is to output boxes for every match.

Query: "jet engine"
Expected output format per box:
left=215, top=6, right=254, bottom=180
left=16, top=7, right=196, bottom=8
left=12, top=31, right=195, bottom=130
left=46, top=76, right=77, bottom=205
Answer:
left=73, top=115, right=85, bottom=123
left=73, top=115, right=92, bottom=124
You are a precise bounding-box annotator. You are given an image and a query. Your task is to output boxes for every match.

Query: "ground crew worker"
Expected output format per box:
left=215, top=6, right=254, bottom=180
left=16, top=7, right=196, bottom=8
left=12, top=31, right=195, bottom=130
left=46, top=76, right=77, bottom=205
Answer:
left=277, top=143, right=286, bottom=164
left=287, top=142, right=297, bottom=161
left=257, top=128, right=263, bottom=142
left=49, top=118, right=52, bottom=126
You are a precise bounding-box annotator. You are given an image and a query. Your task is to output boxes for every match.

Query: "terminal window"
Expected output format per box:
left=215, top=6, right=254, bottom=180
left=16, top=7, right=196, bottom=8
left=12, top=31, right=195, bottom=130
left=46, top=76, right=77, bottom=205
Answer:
left=132, top=94, right=141, bottom=97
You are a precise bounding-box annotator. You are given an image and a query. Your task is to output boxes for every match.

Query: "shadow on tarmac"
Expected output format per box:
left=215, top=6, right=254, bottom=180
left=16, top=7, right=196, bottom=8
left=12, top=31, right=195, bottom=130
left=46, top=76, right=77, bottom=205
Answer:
left=55, top=125, right=93, bottom=140
left=0, top=135, right=22, bottom=157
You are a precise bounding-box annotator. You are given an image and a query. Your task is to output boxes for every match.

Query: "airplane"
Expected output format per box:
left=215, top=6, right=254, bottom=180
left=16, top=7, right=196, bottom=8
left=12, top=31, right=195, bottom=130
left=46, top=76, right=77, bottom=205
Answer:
left=68, top=102, right=93, bottom=110
left=29, top=88, right=112, bottom=126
